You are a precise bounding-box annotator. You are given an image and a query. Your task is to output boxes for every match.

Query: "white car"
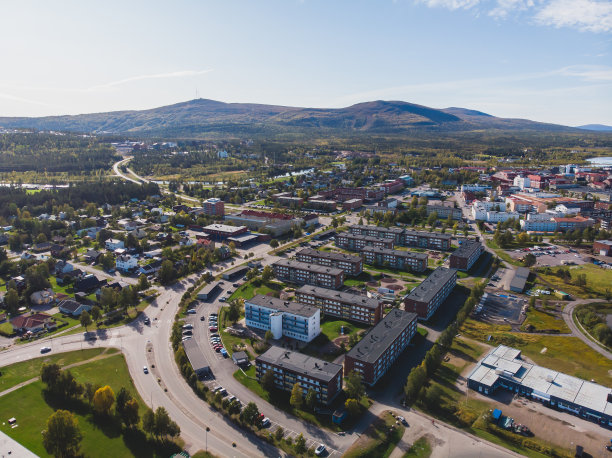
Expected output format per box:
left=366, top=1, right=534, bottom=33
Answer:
left=315, top=444, right=327, bottom=456
left=143, top=366, right=149, bottom=374
left=261, top=417, right=271, bottom=428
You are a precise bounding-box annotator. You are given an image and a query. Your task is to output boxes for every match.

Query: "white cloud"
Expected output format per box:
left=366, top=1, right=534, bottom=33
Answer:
left=535, top=0, right=612, bottom=33
left=87, top=69, right=213, bottom=91
left=417, top=0, right=481, bottom=11
left=489, top=0, right=534, bottom=18
left=558, top=65, right=612, bottom=81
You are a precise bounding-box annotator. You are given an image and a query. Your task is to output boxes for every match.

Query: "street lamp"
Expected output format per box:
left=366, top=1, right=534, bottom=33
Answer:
left=206, top=426, right=210, bottom=452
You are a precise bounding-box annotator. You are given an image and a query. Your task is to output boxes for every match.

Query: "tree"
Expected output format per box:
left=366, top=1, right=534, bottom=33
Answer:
left=143, top=408, right=156, bottom=435
left=228, top=299, right=241, bottom=324
left=261, top=370, right=275, bottom=393
left=264, top=330, right=273, bottom=342
left=158, top=260, right=175, bottom=285
left=274, top=426, right=285, bottom=441
left=100, top=253, right=114, bottom=271
left=93, top=385, right=115, bottom=415
left=42, top=410, right=82, bottom=458
left=261, top=265, right=274, bottom=284
left=404, top=365, right=427, bottom=403
left=153, top=407, right=180, bottom=439
left=115, top=387, right=132, bottom=417
left=345, top=398, right=360, bottom=417
left=240, top=401, right=260, bottom=425
left=305, top=388, right=318, bottom=411
left=41, top=363, right=62, bottom=390
left=84, top=382, right=101, bottom=405
left=523, top=253, right=536, bottom=267
left=137, top=274, right=150, bottom=291
left=122, top=399, right=140, bottom=429
left=269, top=239, right=279, bottom=248
left=529, top=295, right=536, bottom=309
left=345, top=371, right=365, bottom=401
left=4, top=288, right=19, bottom=315
left=290, top=383, right=303, bottom=409
left=295, top=434, right=307, bottom=454
left=80, top=310, right=92, bottom=330
left=424, top=384, right=443, bottom=408
left=90, top=305, right=102, bottom=324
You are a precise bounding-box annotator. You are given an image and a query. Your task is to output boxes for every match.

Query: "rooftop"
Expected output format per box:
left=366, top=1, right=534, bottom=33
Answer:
left=296, top=247, right=361, bottom=263
left=203, top=224, right=247, bottom=233
left=404, top=267, right=457, bottom=303
left=273, top=259, right=343, bottom=276
left=346, top=309, right=417, bottom=364
left=403, top=229, right=452, bottom=241
left=247, top=294, right=320, bottom=318
left=360, top=246, right=428, bottom=260
left=451, top=240, right=482, bottom=258
left=257, top=346, right=342, bottom=382
left=296, top=285, right=380, bottom=309
left=351, top=224, right=404, bottom=234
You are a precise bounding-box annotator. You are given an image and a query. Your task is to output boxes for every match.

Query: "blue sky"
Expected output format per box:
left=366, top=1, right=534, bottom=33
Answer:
left=0, top=0, right=611, bottom=125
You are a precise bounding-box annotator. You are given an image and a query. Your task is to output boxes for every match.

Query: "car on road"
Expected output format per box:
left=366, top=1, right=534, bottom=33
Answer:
left=220, top=297, right=226, bottom=302
left=200, top=316, right=206, bottom=321
left=315, top=444, right=327, bottom=456
left=187, top=309, right=196, bottom=314
left=40, top=346, right=51, bottom=353
left=261, top=417, right=271, bottom=428
left=144, top=317, right=151, bottom=325
left=143, top=366, right=149, bottom=374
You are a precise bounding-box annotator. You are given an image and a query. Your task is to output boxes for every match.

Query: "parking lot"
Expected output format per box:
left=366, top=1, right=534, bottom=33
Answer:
left=508, top=245, right=587, bottom=267
left=475, top=292, right=526, bottom=325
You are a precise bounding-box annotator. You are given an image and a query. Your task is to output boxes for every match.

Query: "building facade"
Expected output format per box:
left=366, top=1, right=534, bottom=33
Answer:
left=203, top=198, right=225, bottom=217
left=360, top=246, right=428, bottom=272
left=426, top=204, right=462, bottom=220
left=202, top=224, right=248, bottom=240
left=335, top=233, right=394, bottom=252
left=245, top=295, right=321, bottom=342
left=272, top=259, right=344, bottom=289
left=404, top=267, right=457, bottom=320
left=449, top=241, right=483, bottom=271
left=344, top=309, right=418, bottom=386
left=296, top=248, right=363, bottom=276
left=295, top=285, right=383, bottom=325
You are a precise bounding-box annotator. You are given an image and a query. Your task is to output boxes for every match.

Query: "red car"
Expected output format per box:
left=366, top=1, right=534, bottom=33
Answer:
left=209, top=327, right=218, bottom=332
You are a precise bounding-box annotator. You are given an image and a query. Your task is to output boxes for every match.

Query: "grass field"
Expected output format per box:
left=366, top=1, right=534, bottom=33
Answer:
left=0, top=348, right=112, bottom=392
left=461, top=318, right=612, bottom=384
left=485, top=239, right=522, bottom=267
left=344, top=411, right=405, bottom=458
left=520, top=308, right=570, bottom=333
left=320, top=319, right=367, bottom=341
left=0, top=352, right=178, bottom=458
left=403, top=436, right=432, bottom=458
left=229, top=280, right=283, bottom=301
left=0, top=321, right=13, bottom=336
left=537, top=264, right=612, bottom=299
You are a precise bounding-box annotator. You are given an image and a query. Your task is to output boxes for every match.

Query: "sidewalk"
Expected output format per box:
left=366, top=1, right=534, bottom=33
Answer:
left=0, top=429, right=37, bottom=458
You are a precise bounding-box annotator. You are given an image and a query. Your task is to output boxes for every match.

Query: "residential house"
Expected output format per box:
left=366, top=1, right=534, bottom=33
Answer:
left=116, top=254, right=138, bottom=272
left=10, top=312, right=55, bottom=333
left=54, top=260, right=74, bottom=276
left=83, top=250, right=102, bottom=264
left=58, top=299, right=92, bottom=317
left=139, top=259, right=162, bottom=276
left=29, top=288, right=55, bottom=305
left=105, top=238, right=124, bottom=251
left=31, top=242, right=52, bottom=252
left=75, top=274, right=106, bottom=293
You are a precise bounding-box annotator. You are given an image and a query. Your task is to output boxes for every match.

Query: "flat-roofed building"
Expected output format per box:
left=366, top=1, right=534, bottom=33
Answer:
left=202, top=223, right=248, bottom=240
left=468, top=345, right=612, bottom=426
left=344, top=309, right=418, bottom=386
left=402, top=230, right=452, bottom=250
left=196, top=282, right=220, bottom=301
left=256, top=347, right=343, bottom=405
left=449, top=240, right=483, bottom=271
left=306, top=199, right=337, bottom=212
left=404, top=267, right=457, bottom=320
left=202, top=198, right=224, bottom=217
left=245, top=295, right=321, bottom=342
left=183, top=338, right=210, bottom=377
left=349, top=225, right=404, bottom=244
left=342, top=198, right=363, bottom=211
left=509, top=267, right=530, bottom=293
left=296, top=248, right=363, bottom=276
left=272, top=259, right=344, bottom=289
left=360, top=246, right=428, bottom=272
left=295, top=285, right=383, bottom=325
left=426, top=203, right=462, bottom=220
left=335, top=233, right=394, bottom=252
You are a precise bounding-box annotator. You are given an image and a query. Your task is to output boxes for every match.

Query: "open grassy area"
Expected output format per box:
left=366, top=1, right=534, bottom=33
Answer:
left=0, top=321, right=13, bottom=336
left=0, top=348, right=112, bottom=392
left=537, top=264, right=612, bottom=299
left=344, top=411, right=405, bottom=458
left=320, top=319, right=367, bottom=341
left=229, top=280, right=283, bottom=301
left=0, top=352, right=179, bottom=458
left=485, top=239, right=522, bottom=267
left=461, top=318, right=612, bottom=384
left=403, top=436, right=432, bottom=458
left=520, top=308, right=570, bottom=333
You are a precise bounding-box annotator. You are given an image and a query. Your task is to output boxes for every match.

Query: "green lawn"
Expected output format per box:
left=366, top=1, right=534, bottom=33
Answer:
left=0, top=352, right=179, bottom=458
left=320, top=319, right=367, bottom=341
left=485, top=239, right=522, bottom=267
left=0, top=348, right=112, bottom=392
left=0, top=321, right=13, bottom=336
left=537, top=264, right=612, bottom=299
left=520, top=308, right=570, bottom=333
left=403, top=436, right=432, bottom=458
left=344, top=411, right=405, bottom=458
left=229, top=280, right=283, bottom=301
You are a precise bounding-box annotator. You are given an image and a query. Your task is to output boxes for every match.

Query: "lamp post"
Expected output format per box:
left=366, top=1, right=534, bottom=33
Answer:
left=206, top=426, right=210, bottom=452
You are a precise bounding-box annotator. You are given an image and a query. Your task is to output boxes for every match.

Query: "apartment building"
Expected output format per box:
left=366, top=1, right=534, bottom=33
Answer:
left=402, top=230, right=452, bottom=250
left=426, top=203, right=462, bottom=220
left=245, top=295, right=320, bottom=342
left=349, top=225, right=404, bottom=244
left=296, top=248, right=363, bottom=276
left=360, top=246, right=428, bottom=272
left=404, top=267, right=457, bottom=320
left=256, top=347, right=343, bottom=405
left=272, top=259, right=344, bottom=289
left=295, top=285, right=383, bottom=325
left=344, top=309, right=418, bottom=386
left=202, top=198, right=224, bottom=217
left=449, top=240, right=483, bottom=271
left=335, top=233, right=394, bottom=252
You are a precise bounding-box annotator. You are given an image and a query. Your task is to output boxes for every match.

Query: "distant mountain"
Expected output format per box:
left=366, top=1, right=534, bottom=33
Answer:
left=0, top=98, right=587, bottom=139
left=577, top=124, right=612, bottom=132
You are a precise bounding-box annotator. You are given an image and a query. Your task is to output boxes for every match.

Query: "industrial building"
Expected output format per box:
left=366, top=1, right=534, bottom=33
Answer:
left=256, top=347, right=343, bottom=405
left=245, top=295, right=321, bottom=342
left=272, top=259, right=344, bottom=289
left=404, top=267, right=457, bottom=320
left=360, top=246, right=428, bottom=272
left=295, top=285, right=383, bottom=325
left=296, top=248, right=363, bottom=276
left=202, top=223, right=248, bottom=240
left=344, top=309, right=418, bottom=386
left=468, top=345, right=612, bottom=427
left=449, top=240, right=483, bottom=271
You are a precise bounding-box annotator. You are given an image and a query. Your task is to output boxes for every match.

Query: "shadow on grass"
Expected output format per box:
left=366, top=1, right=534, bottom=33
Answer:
left=123, top=428, right=182, bottom=458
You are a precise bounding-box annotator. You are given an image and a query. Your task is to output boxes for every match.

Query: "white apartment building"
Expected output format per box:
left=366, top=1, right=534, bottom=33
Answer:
left=513, top=176, right=531, bottom=190
left=520, top=214, right=557, bottom=232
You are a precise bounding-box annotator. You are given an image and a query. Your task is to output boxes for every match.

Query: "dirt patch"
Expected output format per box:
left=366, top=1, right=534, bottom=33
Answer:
left=366, top=281, right=379, bottom=287
left=386, top=284, right=403, bottom=291
left=380, top=277, right=397, bottom=284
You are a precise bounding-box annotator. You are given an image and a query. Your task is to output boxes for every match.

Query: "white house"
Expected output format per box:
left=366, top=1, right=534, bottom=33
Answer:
left=116, top=254, right=138, bottom=271
left=54, top=260, right=75, bottom=275
left=118, top=219, right=139, bottom=231
left=179, top=237, right=195, bottom=246
left=485, top=211, right=520, bottom=223
left=105, top=238, right=124, bottom=251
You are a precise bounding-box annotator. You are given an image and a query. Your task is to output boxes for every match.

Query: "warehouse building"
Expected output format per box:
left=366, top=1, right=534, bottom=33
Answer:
left=296, top=248, right=363, bottom=276
left=272, top=259, right=344, bottom=289
left=335, top=233, right=394, bottom=252
left=256, top=347, right=343, bottom=405
left=245, top=295, right=321, bottom=342
left=449, top=240, right=483, bottom=271
left=468, top=345, right=612, bottom=427
left=360, top=246, right=428, bottom=272
left=202, top=223, right=248, bottom=240
left=344, top=309, right=418, bottom=386
left=404, top=267, right=457, bottom=320
left=509, top=267, right=530, bottom=293
left=295, top=285, right=383, bottom=325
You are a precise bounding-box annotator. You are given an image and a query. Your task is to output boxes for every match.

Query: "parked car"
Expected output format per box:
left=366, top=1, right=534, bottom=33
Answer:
left=187, top=309, right=196, bottom=315
left=261, top=417, right=271, bottom=428
left=40, top=346, right=51, bottom=353
left=220, top=348, right=228, bottom=357
left=144, top=317, right=151, bottom=325
left=183, top=324, right=193, bottom=330
left=315, top=444, right=327, bottom=456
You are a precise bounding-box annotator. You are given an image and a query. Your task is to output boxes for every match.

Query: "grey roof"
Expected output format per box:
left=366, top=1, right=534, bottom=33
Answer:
left=296, top=248, right=361, bottom=263
left=246, top=294, right=320, bottom=318
left=360, top=246, right=428, bottom=260
left=296, top=285, right=380, bottom=309
left=232, top=351, right=249, bottom=363
left=198, top=282, right=219, bottom=296
left=451, top=240, right=482, bottom=259
left=58, top=299, right=81, bottom=313
left=509, top=267, right=530, bottom=292
left=203, top=223, right=247, bottom=233
left=223, top=265, right=250, bottom=277
left=346, top=309, right=417, bottom=364
left=337, top=233, right=394, bottom=243
left=405, top=267, right=457, bottom=303
left=273, top=259, right=343, bottom=276
left=256, top=346, right=342, bottom=382
left=351, top=224, right=404, bottom=235
left=403, top=229, right=452, bottom=241
left=183, top=338, right=210, bottom=373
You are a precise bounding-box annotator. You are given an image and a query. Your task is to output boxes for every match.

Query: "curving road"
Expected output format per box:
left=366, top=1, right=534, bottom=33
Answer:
left=113, top=157, right=142, bottom=184
left=562, top=299, right=612, bottom=359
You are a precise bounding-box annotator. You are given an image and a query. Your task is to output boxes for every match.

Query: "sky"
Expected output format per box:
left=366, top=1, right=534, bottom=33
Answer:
left=0, top=0, right=611, bottom=126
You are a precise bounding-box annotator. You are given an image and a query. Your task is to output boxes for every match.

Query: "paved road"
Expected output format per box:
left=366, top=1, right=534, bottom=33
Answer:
left=113, top=157, right=141, bottom=184
left=562, top=299, right=612, bottom=359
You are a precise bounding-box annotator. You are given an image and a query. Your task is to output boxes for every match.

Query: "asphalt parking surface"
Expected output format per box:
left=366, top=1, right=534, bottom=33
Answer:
left=477, top=293, right=526, bottom=324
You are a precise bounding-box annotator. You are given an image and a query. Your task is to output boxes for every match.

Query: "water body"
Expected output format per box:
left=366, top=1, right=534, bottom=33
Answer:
left=587, top=157, right=612, bottom=166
